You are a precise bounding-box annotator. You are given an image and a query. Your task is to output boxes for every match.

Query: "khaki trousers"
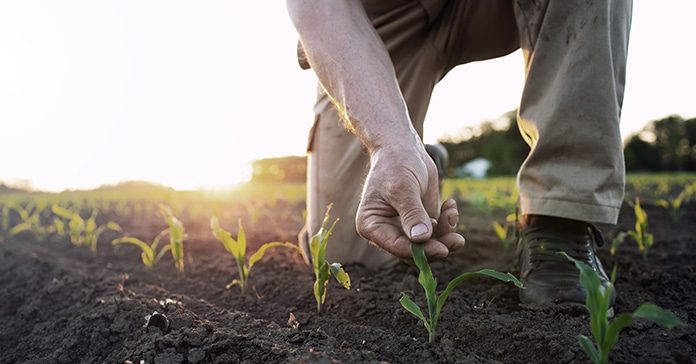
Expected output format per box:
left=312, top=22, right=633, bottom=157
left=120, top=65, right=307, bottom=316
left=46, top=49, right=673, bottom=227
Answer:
left=303, top=0, right=633, bottom=268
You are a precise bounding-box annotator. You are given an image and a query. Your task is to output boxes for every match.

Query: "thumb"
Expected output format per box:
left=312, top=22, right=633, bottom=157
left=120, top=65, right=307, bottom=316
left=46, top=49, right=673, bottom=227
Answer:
left=393, top=192, right=433, bottom=243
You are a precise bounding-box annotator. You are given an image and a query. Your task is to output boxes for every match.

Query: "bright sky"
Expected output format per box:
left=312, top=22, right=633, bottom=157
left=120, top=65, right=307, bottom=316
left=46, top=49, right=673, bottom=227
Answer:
left=1, top=1, right=694, bottom=192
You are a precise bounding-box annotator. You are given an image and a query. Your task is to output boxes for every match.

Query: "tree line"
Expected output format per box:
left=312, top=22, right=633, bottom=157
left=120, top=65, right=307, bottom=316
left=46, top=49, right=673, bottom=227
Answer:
left=250, top=113, right=696, bottom=183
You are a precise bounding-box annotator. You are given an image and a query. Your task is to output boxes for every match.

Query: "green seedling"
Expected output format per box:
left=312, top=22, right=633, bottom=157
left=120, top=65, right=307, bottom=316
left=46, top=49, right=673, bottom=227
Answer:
left=112, top=230, right=171, bottom=268
left=610, top=198, right=653, bottom=259
left=308, top=205, right=350, bottom=313
left=51, top=205, right=122, bottom=252
left=609, top=232, right=627, bottom=256
left=1, top=204, right=10, bottom=232
left=655, top=198, right=683, bottom=221
left=159, top=205, right=186, bottom=272
left=631, top=198, right=653, bottom=260
left=8, top=204, right=56, bottom=242
left=400, top=243, right=523, bottom=344
left=560, top=253, right=682, bottom=364
left=211, top=216, right=299, bottom=294
left=491, top=213, right=517, bottom=249
left=656, top=181, right=696, bottom=221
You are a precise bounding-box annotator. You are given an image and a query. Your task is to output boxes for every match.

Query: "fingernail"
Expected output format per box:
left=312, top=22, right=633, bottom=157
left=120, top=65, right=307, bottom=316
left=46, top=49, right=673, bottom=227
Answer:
left=410, top=224, right=428, bottom=238
left=448, top=214, right=458, bottom=227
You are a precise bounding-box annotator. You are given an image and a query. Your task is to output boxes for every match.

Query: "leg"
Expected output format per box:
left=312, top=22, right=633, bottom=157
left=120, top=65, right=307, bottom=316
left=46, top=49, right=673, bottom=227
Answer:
left=513, top=0, right=633, bottom=306
left=514, top=0, right=633, bottom=224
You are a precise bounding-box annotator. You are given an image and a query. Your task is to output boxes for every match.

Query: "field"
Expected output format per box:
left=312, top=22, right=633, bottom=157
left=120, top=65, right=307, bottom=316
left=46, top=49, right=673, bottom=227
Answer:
left=1, top=175, right=694, bottom=364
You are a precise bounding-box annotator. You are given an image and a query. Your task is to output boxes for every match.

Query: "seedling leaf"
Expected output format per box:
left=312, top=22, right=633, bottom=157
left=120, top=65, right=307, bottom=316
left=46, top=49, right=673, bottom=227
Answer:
left=631, top=303, right=683, bottom=328
left=578, top=335, right=600, bottom=364
left=248, top=242, right=298, bottom=270
left=399, top=293, right=428, bottom=327
left=329, top=262, right=350, bottom=289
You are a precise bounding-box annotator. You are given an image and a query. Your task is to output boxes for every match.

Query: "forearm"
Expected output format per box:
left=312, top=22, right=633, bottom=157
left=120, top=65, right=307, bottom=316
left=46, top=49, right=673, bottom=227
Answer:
left=287, top=0, right=420, bottom=153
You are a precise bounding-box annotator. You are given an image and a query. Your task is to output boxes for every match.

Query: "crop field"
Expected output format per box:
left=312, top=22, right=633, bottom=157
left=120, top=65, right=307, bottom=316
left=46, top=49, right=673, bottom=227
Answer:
left=0, top=174, right=694, bottom=363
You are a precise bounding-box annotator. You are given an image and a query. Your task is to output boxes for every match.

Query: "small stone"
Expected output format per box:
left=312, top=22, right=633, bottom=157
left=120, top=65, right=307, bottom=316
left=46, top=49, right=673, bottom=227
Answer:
left=287, top=312, right=300, bottom=329
left=145, top=311, right=170, bottom=333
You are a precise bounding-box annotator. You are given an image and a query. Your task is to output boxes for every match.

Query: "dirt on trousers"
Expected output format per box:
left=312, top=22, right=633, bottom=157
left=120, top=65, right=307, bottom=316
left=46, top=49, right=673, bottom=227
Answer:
left=0, top=202, right=694, bottom=364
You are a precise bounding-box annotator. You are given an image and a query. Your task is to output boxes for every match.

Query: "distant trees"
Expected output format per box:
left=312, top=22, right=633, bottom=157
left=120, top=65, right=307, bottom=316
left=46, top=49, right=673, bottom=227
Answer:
left=440, top=112, right=696, bottom=176
left=246, top=114, right=695, bottom=184
left=251, top=156, right=306, bottom=183
left=624, top=115, right=696, bottom=172
left=439, top=110, right=529, bottom=176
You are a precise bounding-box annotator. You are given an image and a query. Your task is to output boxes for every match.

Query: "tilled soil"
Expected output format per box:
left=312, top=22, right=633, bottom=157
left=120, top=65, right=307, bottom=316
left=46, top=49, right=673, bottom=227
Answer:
left=0, top=202, right=694, bottom=363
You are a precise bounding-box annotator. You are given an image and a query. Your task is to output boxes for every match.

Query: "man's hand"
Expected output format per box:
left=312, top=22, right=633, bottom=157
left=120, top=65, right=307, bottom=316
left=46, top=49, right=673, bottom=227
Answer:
left=356, top=143, right=466, bottom=260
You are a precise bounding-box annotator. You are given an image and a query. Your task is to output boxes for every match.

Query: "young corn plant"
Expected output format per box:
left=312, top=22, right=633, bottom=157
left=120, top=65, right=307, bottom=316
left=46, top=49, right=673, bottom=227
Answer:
left=51, top=205, right=122, bottom=252
left=491, top=212, right=517, bottom=249
left=308, top=205, right=350, bottom=313
left=656, top=181, right=695, bottom=221
left=159, top=205, right=186, bottom=272
left=561, top=253, right=682, bottom=364
left=112, top=229, right=171, bottom=268
left=210, top=216, right=299, bottom=294
left=400, top=243, right=523, bottom=344
left=8, top=204, right=56, bottom=242
left=1, top=204, right=10, bottom=233
left=610, top=198, right=653, bottom=260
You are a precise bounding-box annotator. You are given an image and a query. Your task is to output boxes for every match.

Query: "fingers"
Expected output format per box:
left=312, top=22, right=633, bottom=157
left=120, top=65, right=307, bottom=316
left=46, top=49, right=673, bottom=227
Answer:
left=435, top=199, right=458, bottom=237
left=435, top=199, right=465, bottom=252
left=393, top=190, right=433, bottom=243
left=438, top=232, right=466, bottom=253
left=359, top=216, right=449, bottom=260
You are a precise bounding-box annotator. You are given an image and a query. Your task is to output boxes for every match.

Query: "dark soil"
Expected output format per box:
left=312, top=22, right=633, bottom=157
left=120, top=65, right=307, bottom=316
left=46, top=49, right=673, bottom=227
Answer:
left=0, top=200, right=694, bottom=363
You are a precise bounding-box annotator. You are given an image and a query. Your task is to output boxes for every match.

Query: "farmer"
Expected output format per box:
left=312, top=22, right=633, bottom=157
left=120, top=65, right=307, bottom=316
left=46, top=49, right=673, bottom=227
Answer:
left=288, top=0, right=632, bottom=306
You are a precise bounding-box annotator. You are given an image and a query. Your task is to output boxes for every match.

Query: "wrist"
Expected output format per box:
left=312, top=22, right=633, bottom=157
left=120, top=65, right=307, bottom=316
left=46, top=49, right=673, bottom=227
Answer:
left=367, top=128, right=422, bottom=156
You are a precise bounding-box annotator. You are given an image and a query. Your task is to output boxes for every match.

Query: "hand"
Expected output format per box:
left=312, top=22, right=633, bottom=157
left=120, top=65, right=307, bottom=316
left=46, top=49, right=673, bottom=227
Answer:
left=356, top=144, right=466, bottom=260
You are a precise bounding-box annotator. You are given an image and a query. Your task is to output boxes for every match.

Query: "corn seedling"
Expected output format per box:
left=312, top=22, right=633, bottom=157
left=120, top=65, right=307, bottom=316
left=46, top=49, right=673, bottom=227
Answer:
left=656, top=181, right=696, bottom=221
left=8, top=204, right=55, bottom=242
left=611, top=198, right=653, bottom=260
left=561, top=253, right=682, bottom=364
left=400, top=243, right=523, bottom=344
left=210, top=216, right=299, bottom=294
left=609, top=232, right=627, bottom=256
left=159, top=205, right=186, bottom=272
left=491, top=213, right=517, bottom=249
left=51, top=205, right=122, bottom=252
left=112, top=229, right=171, bottom=268
left=308, top=205, right=350, bottom=313
left=1, top=204, right=10, bottom=232
left=627, top=197, right=654, bottom=260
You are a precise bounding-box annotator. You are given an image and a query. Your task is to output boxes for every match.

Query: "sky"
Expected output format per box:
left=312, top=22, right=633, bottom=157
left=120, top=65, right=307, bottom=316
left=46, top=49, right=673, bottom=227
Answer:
left=0, top=1, right=694, bottom=192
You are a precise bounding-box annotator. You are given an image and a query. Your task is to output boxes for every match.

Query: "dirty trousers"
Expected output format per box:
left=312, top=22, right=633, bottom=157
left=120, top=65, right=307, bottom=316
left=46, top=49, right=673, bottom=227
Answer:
left=303, top=0, right=633, bottom=268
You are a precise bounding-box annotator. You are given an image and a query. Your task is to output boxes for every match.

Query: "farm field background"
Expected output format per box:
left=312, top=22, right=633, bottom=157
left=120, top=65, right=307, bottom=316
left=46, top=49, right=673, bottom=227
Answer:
left=0, top=173, right=694, bottom=363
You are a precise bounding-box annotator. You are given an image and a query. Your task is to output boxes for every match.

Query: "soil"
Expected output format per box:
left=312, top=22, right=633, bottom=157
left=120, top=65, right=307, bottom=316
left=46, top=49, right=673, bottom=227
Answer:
left=0, top=199, right=694, bottom=364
